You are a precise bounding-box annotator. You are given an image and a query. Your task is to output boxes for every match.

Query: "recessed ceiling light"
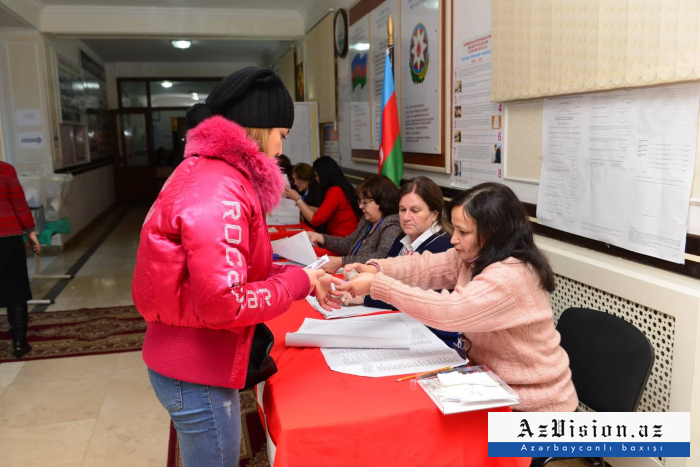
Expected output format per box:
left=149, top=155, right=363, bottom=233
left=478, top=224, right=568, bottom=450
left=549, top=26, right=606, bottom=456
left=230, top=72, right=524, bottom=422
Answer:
left=161, top=81, right=173, bottom=88
left=171, top=40, right=191, bottom=49
left=191, top=93, right=199, bottom=101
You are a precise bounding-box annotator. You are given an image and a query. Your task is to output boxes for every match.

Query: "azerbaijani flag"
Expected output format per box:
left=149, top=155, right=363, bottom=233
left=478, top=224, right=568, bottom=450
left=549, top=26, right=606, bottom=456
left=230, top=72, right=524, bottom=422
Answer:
left=378, top=49, right=403, bottom=185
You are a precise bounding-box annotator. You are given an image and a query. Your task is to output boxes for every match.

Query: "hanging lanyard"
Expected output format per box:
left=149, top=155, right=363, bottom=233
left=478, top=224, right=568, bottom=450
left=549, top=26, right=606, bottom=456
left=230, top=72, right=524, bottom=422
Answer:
left=301, top=190, right=307, bottom=201
left=352, top=218, right=384, bottom=256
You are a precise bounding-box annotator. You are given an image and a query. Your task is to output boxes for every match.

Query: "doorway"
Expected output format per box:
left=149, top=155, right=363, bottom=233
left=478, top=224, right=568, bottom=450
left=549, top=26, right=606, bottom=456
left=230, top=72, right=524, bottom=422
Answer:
left=113, top=78, right=220, bottom=204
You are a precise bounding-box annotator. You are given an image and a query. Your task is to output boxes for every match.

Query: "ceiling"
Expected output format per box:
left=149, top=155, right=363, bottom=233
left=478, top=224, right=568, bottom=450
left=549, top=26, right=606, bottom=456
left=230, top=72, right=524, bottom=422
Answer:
left=0, top=6, right=29, bottom=27
left=40, top=0, right=313, bottom=8
left=81, top=38, right=293, bottom=63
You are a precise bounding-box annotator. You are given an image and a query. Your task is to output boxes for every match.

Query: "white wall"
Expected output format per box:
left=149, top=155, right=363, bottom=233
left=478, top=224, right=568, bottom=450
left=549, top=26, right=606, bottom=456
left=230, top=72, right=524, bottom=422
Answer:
left=60, top=164, right=115, bottom=244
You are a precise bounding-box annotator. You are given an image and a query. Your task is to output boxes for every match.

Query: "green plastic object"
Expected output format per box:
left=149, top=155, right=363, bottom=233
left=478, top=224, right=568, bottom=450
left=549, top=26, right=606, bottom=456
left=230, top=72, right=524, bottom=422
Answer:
left=24, top=218, right=72, bottom=245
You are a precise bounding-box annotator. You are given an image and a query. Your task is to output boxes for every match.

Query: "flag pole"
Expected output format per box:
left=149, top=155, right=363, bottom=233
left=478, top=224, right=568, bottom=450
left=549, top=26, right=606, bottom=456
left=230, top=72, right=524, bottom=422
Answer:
left=387, top=14, right=395, bottom=77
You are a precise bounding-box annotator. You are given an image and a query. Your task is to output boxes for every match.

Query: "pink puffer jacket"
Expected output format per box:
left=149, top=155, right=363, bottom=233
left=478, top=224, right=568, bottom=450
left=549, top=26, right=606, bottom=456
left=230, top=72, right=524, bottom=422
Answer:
left=132, top=116, right=310, bottom=389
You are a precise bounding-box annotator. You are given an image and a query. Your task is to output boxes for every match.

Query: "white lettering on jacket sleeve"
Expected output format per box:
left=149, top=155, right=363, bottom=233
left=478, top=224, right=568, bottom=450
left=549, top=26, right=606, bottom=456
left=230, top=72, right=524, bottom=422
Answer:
left=225, top=224, right=242, bottom=244
left=222, top=201, right=241, bottom=220
left=222, top=199, right=274, bottom=311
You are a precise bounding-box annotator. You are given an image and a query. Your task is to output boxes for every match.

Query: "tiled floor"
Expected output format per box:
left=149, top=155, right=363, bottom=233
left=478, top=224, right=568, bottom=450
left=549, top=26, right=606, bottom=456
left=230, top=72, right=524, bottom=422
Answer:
left=0, top=208, right=169, bottom=467
left=0, top=207, right=595, bottom=467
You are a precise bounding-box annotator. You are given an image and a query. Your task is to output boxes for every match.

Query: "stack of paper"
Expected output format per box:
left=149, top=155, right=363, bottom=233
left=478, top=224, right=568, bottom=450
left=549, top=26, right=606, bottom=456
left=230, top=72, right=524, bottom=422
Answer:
left=272, top=232, right=317, bottom=265
left=285, top=317, right=411, bottom=348
left=317, top=313, right=466, bottom=378
left=306, top=296, right=390, bottom=319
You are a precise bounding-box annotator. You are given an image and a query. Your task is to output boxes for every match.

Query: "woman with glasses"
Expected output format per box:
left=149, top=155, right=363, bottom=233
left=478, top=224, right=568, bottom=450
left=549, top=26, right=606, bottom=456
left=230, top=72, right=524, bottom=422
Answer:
left=340, top=176, right=463, bottom=350
left=290, top=156, right=359, bottom=237
left=284, top=162, right=324, bottom=231
left=307, top=174, right=402, bottom=274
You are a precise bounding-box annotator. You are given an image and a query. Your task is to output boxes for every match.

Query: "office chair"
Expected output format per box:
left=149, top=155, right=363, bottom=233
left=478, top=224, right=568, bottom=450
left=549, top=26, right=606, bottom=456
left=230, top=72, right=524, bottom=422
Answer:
left=530, top=307, right=656, bottom=467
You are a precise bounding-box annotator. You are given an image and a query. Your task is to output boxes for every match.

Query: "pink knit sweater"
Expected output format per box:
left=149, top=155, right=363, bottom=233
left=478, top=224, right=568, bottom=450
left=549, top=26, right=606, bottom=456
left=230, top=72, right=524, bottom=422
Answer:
left=370, top=249, right=578, bottom=412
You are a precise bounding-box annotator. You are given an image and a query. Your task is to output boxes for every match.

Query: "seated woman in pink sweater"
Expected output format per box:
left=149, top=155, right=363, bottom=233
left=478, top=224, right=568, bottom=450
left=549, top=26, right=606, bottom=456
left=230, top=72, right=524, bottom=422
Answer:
left=333, top=182, right=578, bottom=412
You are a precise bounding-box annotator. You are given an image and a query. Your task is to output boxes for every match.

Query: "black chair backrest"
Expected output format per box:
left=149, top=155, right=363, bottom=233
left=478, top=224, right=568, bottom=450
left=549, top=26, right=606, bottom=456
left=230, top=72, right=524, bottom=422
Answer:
left=556, top=307, right=655, bottom=412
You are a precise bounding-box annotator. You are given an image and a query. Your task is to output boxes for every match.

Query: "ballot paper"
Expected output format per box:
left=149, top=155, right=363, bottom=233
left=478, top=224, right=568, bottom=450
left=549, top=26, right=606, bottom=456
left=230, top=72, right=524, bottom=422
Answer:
left=318, top=313, right=466, bottom=378
left=272, top=232, right=317, bottom=265
left=306, top=296, right=390, bottom=319
left=285, top=317, right=411, bottom=348
left=267, top=198, right=300, bottom=225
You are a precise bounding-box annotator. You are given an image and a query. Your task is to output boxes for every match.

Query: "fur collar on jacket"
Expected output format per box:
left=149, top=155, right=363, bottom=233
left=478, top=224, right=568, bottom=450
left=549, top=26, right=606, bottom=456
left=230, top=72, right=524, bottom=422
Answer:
left=184, top=115, right=285, bottom=213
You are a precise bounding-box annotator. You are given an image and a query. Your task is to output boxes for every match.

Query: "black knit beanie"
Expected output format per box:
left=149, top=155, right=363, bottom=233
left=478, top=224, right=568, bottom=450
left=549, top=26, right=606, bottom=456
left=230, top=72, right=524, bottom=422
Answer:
left=186, top=66, right=294, bottom=129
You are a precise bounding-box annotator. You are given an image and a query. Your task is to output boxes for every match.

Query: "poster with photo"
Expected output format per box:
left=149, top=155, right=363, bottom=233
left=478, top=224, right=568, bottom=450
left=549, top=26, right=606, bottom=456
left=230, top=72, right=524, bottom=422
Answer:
left=400, top=0, right=440, bottom=154
left=450, top=30, right=503, bottom=188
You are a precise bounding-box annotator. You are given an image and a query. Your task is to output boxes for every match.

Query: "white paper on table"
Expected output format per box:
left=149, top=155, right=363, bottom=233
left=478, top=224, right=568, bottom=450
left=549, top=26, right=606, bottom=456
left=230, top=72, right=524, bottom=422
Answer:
left=271, top=232, right=317, bottom=265
left=267, top=198, right=300, bottom=225
left=319, top=313, right=467, bottom=378
left=306, top=296, right=390, bottom=319
left=285, top=317, right=411, bottom=349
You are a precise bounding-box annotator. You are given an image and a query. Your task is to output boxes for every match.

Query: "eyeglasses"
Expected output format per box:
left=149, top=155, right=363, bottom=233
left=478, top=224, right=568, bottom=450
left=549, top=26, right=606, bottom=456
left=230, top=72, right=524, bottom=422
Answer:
left=358, top=198, right=374, bottom=207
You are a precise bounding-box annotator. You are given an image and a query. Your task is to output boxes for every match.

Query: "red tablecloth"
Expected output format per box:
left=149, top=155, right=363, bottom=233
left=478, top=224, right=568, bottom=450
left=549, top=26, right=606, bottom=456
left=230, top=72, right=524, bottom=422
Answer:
left=257, top=301, right=530, bottom=467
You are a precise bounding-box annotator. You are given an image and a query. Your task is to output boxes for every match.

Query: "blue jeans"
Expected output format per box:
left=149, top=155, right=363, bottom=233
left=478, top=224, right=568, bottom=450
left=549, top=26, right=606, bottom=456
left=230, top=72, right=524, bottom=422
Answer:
left=148, top=368, right=241, bottom=467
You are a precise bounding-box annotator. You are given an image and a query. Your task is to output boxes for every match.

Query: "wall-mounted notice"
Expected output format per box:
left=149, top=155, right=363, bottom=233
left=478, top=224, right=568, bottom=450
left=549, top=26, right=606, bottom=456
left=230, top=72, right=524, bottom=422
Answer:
left=370, top=0, right=399, bottom=151
left=450, top=28, right=503, bottom=189
left=15, top=110, right=42, bottom=128
left=537, top=83, right=700, bottom=264
left=400, top=0, right=440, bottom=154
left=18, top=132, right=46, bottom=150
left=350, top=15, right=373, bottom=150
left=322, top=123, right=340, bottom=160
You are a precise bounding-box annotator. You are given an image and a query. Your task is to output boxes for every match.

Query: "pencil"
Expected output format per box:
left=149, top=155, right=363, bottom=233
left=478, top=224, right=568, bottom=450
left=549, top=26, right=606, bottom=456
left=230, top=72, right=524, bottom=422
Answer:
left=396, top=366, right=453, bottom=382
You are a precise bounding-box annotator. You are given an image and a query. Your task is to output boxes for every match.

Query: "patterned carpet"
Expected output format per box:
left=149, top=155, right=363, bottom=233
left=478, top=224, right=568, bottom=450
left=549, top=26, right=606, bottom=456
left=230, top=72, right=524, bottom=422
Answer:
left=167, top=389, right=270, bottom=467
left=0, top=306, right=145, bottom=362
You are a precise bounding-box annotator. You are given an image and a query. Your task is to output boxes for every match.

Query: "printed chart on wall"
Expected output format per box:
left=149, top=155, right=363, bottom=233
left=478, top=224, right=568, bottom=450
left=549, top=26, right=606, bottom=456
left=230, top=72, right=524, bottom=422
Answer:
left=401, top=0, right=440, bottom=154
left=450, top=15, right=503, bottom=189
left=350, top=15, right=373, bottom=150
left=537, top=83, right=700, bottom=264
left=370, top=0, right=399, bottom=151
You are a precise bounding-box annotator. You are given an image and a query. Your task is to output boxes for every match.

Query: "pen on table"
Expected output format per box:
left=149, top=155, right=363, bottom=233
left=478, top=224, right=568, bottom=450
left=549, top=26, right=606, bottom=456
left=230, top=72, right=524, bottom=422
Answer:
left=396, top=366, right=454, bottom=382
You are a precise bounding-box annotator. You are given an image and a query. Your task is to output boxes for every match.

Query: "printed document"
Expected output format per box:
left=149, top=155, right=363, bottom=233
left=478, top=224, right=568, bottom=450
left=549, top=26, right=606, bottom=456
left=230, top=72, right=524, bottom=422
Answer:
left=285, top=317, right=411, bottom=349
left=318, top=313, right=466, bottom=378
left=538, top=82, right=700, bottom=264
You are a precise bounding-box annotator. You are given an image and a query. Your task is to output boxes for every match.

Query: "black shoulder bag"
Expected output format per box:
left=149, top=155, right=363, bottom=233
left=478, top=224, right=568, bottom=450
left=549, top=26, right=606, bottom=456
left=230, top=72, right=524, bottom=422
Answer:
left=243, top=323, right=278, bottom=390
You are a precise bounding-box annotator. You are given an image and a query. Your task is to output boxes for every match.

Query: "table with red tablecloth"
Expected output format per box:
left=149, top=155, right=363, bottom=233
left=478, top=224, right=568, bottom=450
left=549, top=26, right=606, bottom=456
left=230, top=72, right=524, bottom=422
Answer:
left=254, top=300, right=531, bottom=467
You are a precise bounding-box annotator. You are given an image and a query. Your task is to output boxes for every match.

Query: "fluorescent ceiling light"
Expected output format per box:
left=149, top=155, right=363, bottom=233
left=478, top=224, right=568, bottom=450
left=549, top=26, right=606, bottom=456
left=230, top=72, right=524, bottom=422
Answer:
left=171, top=40, right=191, bottom=49
left=161, top=81, right=173, bottom=88
left=191, top=93, right=199, bottom=100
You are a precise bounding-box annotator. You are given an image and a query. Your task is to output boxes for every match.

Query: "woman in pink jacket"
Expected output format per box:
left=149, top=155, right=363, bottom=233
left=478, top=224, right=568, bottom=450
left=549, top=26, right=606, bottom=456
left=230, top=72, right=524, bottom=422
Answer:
left=334, top=182, right=578, bottom=412
left=132, top=67, right=328, bottom=466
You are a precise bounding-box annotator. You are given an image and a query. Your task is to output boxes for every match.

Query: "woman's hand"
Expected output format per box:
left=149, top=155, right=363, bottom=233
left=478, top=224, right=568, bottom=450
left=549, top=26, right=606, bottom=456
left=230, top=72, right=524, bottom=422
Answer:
left=315, top=274, right=343, bottom=311
left=321, top=256, right=343, bottom=274
left=307, top=231, right=323, bottom=245
left=302, top=268, right=326, bottom=294
left=27, top=231, right=40, bottom=254
left=343, top=262, right=378, bottom=279
left=331, top=273, right=375, bottom=296
left=340, top=292, right=365, bottom=307
left=285, top=186, right=301, bottom=201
